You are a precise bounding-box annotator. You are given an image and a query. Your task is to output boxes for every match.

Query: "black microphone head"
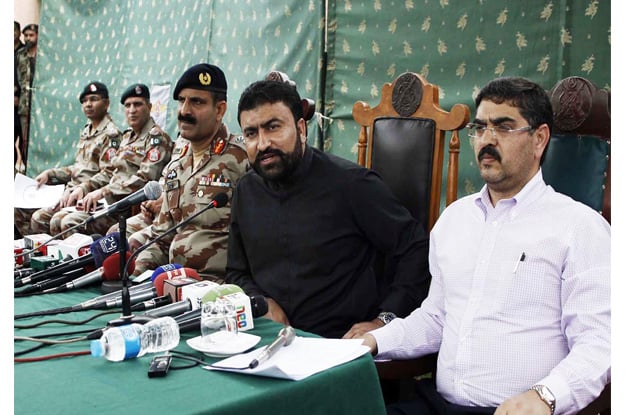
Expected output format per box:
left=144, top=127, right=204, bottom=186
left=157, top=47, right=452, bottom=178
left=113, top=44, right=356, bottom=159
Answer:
left=212, top=192, right=229, bottom=208
left=250, top=295, right=268, bottom=318
left=144, top=181, right=162, bottom=201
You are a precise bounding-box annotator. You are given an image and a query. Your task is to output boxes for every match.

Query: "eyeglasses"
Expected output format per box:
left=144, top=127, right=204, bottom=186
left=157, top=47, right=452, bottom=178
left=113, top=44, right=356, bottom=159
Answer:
left=80, top=96, right=103, bottom=104
left=465, top=123, right=534, bottom=139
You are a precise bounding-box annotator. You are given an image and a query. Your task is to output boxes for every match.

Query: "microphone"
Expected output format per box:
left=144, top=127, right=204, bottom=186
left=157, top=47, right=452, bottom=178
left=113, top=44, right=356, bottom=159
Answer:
left=131, top=295, right=173, bottom=312
left=14, top=268, right=35, bottom=279
left=153, top=268, right=201, bottom=297
left=113, top=192, right=229, bottom=321
left=248, top=326, right=296, bottom=369
left=88, top=181, right=162, bottom=222
left=89, top=287, right=158, bottom=310
left=150, top=263, right=183, bottom=281
left=144, top=298, right=193, bottom=318
left=14, top=268, right=86, bottom=296
left=14, top=232, right=122, bottom=288
left=43, top=252, right=135, bottom=293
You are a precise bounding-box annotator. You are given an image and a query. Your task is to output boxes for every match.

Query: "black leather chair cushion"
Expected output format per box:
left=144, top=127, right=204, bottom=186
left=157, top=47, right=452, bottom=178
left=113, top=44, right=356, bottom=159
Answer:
left=371, top=117, right=436, bottom=226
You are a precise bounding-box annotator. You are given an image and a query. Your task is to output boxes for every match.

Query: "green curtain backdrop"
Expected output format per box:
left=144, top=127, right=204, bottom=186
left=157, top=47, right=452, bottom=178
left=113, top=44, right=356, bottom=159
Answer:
left=29, top=0, right=610, bottom=201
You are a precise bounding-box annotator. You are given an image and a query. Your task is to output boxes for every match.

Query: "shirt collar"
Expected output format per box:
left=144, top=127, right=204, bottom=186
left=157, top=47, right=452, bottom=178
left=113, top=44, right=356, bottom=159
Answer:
left=474, top=169, right=547, bottom=216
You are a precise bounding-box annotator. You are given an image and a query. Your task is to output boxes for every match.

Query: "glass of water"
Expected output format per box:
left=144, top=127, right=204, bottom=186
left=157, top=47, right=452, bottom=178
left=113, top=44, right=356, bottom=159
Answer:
left=200, top=299, right=238, bottom=345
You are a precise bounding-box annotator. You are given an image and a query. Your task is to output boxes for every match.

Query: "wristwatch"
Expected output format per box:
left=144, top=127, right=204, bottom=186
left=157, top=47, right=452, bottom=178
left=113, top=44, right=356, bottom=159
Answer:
left=377, top=311, right=397, bottom=325
left=530, top=385, right=555, bottom=414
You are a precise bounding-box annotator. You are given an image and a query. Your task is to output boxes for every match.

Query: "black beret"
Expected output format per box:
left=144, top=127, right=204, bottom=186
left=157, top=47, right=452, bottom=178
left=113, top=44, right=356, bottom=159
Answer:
left=22, top=24, right=38, bottom=34
left=120, top=83, right=150, bottom=104
left=173, top=63, right=227, bottom=99
left=79, top=81, right=109, bottom=102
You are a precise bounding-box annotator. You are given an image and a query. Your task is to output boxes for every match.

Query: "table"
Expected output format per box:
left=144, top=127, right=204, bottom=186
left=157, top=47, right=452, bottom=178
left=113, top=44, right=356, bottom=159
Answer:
left=14, top=287, right=386, bottom=414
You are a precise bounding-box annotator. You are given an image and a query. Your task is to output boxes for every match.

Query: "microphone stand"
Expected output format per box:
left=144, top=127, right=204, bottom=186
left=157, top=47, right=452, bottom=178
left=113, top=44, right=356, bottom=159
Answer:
left=108, top=209, right=153, bottom=327
left=107, top=194, right=227, bottom=327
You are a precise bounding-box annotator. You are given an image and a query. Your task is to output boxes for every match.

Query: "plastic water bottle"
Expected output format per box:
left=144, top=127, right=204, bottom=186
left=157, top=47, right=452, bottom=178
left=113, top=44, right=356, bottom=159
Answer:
left=90, top=316, right=180, bottom=362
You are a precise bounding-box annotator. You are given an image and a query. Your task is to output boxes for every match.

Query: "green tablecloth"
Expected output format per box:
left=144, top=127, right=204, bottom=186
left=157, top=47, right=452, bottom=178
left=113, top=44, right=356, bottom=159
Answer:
left=14, top=287, right=386, bottom=414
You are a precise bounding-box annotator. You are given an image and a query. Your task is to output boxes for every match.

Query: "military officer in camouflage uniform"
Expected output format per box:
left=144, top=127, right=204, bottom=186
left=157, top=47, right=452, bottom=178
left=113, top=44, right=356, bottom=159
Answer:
left=107, top=136, right=189, bottom=241
left=131, top=63, right=249, bottom=279
left=14, top=81, right=122, bottom=237
left=53, top=83, right=174, bottom=237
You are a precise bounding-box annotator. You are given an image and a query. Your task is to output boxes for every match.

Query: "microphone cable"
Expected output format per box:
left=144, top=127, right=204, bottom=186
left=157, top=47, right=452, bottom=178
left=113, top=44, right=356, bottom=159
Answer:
left=14, top=309, right=121, bottom=329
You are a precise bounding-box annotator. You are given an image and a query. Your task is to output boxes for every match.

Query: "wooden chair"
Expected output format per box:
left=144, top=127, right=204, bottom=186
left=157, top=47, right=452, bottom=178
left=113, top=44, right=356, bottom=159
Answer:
left=352, top=72, right=470, bottom=231
left=544, top=76, right=611, bottom=415
left=543, top=76, right=611, bottom=224
left=352, top=72, right=469, bottom=402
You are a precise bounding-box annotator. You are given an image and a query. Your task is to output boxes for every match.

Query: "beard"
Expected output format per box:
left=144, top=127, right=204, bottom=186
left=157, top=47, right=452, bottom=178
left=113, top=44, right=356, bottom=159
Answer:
left=252, top=137, right=303, bottom=183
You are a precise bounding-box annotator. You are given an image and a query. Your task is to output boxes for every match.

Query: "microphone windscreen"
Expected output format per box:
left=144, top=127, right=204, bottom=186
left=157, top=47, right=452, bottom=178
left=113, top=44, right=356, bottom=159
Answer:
left=153, top=267, right=201, bottom=296
left=144, top=181, right=162, bottom=201
left=150, top=263, right=183, bottom=282
left=101, top=252, right=135, bottom=281
left=201, top=284, right=243, bottom=304
left=251, top=295, right=269, bottom=318
left=212, top=192, right=229, bottom=208
left=91, top=232, right=123, bottom=267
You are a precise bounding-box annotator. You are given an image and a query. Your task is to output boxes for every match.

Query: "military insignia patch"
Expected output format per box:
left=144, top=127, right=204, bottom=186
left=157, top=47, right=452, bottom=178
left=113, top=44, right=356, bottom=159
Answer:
left=149, top=136, right=161, bottom=146
left=234, top=135, right=245, bottom=144
left=166, top=169, right=178, bottom=180
left=199, top=176, right=209, bottom=186
left=105, top=148, right=117, bottom=161
left=147, top=148, right=161, bottom=162
left=213, top=138, right=226, bottom=155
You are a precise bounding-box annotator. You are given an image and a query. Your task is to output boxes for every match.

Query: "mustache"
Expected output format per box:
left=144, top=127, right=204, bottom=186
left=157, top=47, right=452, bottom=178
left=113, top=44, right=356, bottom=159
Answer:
left=478, top=145, right=501, bottom=162
left=178, top=114, right=196, bottom=124
left=257, top=148, right=284, bottom=158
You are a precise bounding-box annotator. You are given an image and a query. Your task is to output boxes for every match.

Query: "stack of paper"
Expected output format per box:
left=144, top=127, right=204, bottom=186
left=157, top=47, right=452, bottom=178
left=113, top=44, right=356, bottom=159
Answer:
left=206, top=337, right=370, bottom=381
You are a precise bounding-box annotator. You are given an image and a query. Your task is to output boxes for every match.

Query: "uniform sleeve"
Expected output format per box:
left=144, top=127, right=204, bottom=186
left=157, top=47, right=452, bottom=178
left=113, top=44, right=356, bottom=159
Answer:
left=131, top=193, right=176, bottom=276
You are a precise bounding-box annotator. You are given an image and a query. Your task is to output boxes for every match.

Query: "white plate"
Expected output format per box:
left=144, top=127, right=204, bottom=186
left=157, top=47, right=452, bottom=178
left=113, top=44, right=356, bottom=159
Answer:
left=186, top=332, right=261, bottom=357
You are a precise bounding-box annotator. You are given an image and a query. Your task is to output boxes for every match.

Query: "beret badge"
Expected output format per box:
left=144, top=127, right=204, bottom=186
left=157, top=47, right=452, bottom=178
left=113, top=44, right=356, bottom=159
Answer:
left=199, top=73, right=212, bottom=86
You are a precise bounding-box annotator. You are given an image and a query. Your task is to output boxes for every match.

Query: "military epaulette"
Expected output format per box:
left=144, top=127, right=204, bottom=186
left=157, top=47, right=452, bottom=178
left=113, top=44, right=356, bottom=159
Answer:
left=106, top=125, right=122, bottom=138
left=148, top=126, right=164, bottom=146
left=229, top=135, right=247, bottom=151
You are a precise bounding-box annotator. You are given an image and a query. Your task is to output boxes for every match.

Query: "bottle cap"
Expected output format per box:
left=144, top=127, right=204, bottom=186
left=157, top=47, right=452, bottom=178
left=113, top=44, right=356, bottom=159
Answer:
left=90, top=339, right=104, bottom=357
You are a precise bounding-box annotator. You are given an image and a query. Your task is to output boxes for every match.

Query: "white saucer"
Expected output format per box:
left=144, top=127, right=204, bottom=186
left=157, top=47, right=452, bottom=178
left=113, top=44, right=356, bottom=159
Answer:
left=186, top=332, right=261, bottom=357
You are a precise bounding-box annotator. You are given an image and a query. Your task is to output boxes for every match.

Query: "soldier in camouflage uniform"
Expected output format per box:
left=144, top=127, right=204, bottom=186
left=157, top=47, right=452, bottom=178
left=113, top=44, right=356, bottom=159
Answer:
left=131, top=63, right=248, bottom=279
left=14, top=82, right=122, bottom=237
left=107, top=136, right=189, bottom=241
left=15, top=23, right=38, bottom=165
left=53, top=83, right=174, bottom=237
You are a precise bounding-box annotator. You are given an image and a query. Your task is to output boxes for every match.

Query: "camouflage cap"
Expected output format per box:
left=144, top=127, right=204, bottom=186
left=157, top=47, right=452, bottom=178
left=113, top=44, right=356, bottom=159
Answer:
left=173, top=63, right=227, bottom=99
left=80, top=81, right=109, bottom=102
left=120, top=83, right=150, bottom=104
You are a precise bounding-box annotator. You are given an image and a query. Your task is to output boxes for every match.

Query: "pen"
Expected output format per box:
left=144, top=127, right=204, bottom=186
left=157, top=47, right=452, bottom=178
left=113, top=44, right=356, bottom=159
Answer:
left=512, top=252, right=526, bottom=274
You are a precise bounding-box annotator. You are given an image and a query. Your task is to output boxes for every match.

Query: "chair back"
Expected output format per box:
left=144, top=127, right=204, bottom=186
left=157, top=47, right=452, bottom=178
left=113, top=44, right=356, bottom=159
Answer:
left=543, top=76, right=611, bottom=223
left=352, top=72, right=470, bottom=230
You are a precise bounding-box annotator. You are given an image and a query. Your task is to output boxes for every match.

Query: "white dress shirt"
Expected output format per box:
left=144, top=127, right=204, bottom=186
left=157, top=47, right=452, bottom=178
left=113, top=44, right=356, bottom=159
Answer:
left=371, top=170, right=610, bottom=415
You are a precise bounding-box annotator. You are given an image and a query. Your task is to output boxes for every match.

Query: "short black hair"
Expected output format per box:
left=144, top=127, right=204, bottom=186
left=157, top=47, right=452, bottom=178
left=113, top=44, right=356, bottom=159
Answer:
left=475, top=77, right=553, bottom=164
left=237, top=80, right=303, bottom=126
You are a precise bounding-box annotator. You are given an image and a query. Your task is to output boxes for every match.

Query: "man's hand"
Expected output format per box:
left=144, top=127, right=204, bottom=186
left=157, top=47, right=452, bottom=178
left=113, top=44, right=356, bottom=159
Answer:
left=264, top=298, right=290, bottom=326
left=64, top=187, right=85, bottom=208
left=494, top=390, right=551, bottom=415
left=81, top=189, right=104, bottom=213
left=140, top=196, right=163, bottom=222
left=342, top=318, right=384, bottom=339
left=34, top=171, right=50, bottom=187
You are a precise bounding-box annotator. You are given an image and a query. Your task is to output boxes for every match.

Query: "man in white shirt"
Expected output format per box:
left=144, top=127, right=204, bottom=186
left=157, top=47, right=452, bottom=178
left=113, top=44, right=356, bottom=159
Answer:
left=359, top=77, right=610, bottom=415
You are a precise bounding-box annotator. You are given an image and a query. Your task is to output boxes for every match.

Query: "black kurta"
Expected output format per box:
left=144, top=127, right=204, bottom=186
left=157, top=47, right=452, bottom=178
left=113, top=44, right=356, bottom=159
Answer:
left=226, top=145, right=430, bottom=338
